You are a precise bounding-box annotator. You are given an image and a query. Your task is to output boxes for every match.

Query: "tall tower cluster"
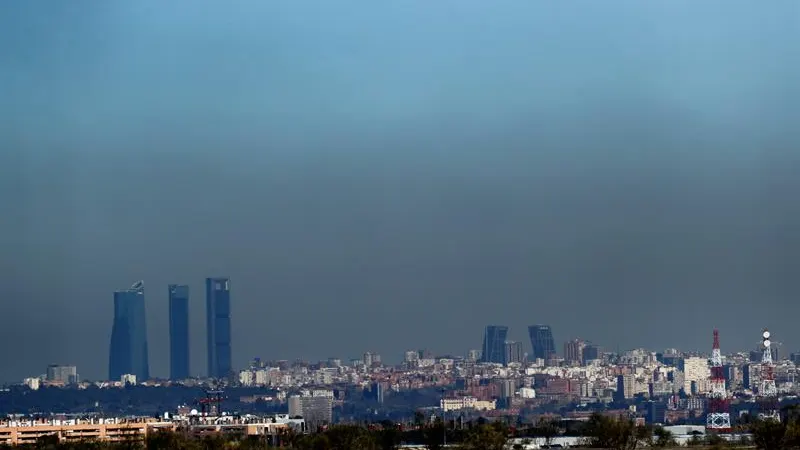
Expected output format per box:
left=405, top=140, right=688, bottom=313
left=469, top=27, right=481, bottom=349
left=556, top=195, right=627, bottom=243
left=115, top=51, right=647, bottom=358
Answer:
left=108, top=277, right=233, bottom=382
left=706, top=329, right=731, bottom=431
left=758, top=329, right=780, bottom=421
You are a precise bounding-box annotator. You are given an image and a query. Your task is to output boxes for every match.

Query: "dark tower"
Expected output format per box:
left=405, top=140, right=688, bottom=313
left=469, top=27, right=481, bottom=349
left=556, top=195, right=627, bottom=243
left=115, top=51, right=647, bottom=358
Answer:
left=169, top=284, right=190, bottom=380
left=206, top=277, right=232, bottom=378
left=481, top=326, right=509, bottom=364
left=108, top=281, right=150, bottom=381
left=528, top=325, right=556, bottom=362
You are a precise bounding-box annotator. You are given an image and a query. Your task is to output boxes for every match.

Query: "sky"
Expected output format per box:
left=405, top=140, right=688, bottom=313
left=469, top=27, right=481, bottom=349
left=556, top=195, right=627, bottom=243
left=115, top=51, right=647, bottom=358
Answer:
left=2, top=1, right=800, bottom=382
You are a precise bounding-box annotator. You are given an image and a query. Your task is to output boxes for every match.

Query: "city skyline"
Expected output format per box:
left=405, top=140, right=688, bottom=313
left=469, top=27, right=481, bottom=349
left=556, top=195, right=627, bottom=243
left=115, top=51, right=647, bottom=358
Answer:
left=12, top=274, right=800, bottom=382
left=21, top=320, right=795, bottom=384
left=4, top=1, right=800, bottom=382
left=94, top=280, right=796, bottom=383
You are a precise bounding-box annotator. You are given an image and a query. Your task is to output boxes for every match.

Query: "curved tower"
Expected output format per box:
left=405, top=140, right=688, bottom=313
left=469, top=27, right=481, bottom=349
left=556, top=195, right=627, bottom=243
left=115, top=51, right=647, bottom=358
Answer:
left=108, top=281, right=150, bottom=381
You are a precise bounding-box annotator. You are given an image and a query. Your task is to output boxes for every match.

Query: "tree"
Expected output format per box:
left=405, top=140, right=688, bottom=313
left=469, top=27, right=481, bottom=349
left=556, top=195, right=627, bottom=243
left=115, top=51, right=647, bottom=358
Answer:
left=783, top=419, right=800, bottom=449
left=323, top=424, right=378, bottom=450
left=421, top=418, right=445, bottom=450
left=295, top=433, right=332, bottom=450
left=459, top=422, right=509, bottom=450
left=705, top=432, right=729, bottom=450
left=751, top=418, right=786, bottom=450
left=652, top=426, right=677, bottom=448
left=413, top=411, right=425, bottom=428
left=583, top=413, right=650, bottom=450
left=531, top=418, right=559, bottom=447
left=377, top=426, right=402, bottom=450
left=35, top=434, right=60, bottom=450
left=686, top=433, right=703, bottom=447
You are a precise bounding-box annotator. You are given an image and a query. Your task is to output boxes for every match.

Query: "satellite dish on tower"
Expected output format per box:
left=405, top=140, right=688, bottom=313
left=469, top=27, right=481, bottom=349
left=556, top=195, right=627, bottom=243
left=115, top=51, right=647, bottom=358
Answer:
left=763, top=330, right=771, bottom=339
left=764, top=339, right=771, bottom=348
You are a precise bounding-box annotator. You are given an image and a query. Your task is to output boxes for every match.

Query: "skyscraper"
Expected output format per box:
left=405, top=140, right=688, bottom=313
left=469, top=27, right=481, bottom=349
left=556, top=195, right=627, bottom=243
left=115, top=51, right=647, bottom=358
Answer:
left=528, top=325, right=556, bottom=362
left=168, top=284, right=190, bottom=380
left=481, top=325, right=509, bottom=364
left=504, top=341, right=524, bottom=365
left=564, top=338, right=586, bottom=366
left=108, top=281, right=150, bottom=381
left=206, top=277, right=232, bottom=378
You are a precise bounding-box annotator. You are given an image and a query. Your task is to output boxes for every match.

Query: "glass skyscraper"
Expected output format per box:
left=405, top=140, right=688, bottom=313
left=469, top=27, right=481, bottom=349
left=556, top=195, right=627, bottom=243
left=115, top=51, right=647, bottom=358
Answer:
left=168, top=284, right=190, bottom=380
left=206, top=277, right=232, bottom=378
left=481, top=325, right=509, bottom=364
left=528, top=324, right=556, bottom=362
left=108, top=281, right=150, bottom=381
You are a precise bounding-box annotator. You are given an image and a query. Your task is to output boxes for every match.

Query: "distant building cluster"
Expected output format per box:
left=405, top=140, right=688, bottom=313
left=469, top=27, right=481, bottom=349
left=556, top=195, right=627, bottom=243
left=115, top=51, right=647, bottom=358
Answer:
left=19, top=318, right=798, bottom=434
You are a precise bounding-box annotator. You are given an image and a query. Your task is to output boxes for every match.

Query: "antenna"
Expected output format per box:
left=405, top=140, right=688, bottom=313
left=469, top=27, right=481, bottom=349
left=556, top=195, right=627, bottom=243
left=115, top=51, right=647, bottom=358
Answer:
left=706, top=329, right=731, bottom=432
left=758, top=328, right=780, bottom=422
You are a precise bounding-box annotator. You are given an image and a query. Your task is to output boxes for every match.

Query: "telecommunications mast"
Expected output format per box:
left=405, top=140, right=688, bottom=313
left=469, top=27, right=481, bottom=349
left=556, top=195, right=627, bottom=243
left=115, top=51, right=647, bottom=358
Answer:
left=706, top=329, right=731, bottom=432
left=758, top=329, right=780, bottom=422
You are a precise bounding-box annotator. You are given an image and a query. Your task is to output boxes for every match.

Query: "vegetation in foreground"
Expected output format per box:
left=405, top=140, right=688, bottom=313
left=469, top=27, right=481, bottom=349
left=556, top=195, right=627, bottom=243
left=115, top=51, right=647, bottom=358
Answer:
left=5, top=412, right=800, bottom=450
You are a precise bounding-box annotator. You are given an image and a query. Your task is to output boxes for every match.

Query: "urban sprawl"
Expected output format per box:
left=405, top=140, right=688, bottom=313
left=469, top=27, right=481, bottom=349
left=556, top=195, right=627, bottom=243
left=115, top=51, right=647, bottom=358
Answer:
left=3, top=279, right=798, bottom=448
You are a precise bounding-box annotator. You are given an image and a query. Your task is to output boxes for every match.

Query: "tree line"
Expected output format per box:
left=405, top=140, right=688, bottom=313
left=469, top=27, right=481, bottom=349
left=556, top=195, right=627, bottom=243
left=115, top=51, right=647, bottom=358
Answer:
left=6, top=412, right=800, bottom=450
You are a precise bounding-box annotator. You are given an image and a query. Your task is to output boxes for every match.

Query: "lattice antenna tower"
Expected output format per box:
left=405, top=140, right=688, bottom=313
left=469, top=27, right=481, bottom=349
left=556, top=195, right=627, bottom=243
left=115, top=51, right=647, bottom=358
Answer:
left=759, top=329, right=780, bottom=422
left=706, top=329, right=731, bottom=431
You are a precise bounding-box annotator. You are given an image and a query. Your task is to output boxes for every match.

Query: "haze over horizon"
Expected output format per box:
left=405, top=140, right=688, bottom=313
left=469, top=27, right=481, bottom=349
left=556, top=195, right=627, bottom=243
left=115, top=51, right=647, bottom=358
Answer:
left=2, top=1, right=800, bottom=382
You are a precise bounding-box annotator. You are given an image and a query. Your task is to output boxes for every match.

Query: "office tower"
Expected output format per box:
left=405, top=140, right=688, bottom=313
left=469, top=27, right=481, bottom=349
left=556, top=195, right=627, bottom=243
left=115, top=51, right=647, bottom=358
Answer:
left=683, top=357, right=710, bottom=394
left=404, top=351, right=420, bottom=367
left=616, top=374, right=636, bottom=400
left=289, top=395, right=333, bottom=432
left=363, top=352, right=373, bottom=368
left=206, top=277, right=232, bottom=378
left=481, top=325, right=508, bottom=364
left=46, top=365, right=78, bottom=384
left=108, top=281, right=150, bottom=381
left=647, top=401, right=667, bottom=424
left=583, top=344, right=601, bottom=364
left=168, top=284, right=190, bottom=380
left=528, top=325, right=556, bottom=362
left=564, top=339, right=586, bottom=366
left=504, top=341, right=524, bottom=365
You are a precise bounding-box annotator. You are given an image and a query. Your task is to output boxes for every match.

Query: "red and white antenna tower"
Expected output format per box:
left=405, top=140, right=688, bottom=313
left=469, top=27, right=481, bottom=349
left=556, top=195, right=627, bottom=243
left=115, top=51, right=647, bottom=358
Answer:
left=706, top=329, right=731, bottom=431
left=758, top=329, right=780, bottom=421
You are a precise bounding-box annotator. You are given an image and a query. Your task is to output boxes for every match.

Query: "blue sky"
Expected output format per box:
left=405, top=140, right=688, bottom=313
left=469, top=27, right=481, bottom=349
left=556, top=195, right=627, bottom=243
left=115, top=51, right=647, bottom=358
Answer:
left=2, top=1, right=799, bottom=381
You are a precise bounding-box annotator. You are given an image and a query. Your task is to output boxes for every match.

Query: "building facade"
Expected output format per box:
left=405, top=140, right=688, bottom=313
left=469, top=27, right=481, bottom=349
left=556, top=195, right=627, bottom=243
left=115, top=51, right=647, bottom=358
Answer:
left=169, top=284, right=190, bottom=380
left=206, top=277, right=232, bottom=379
left=288, top=394, right=333, bottom=432
left=108, top=281, right=150, bottom=381
left=564, top=339, right=586, bottom=366
left=46, top=365, right=78, bottom=384
left=481, top=326, right=509, bottom=364
left=504, top=341, right=524, bottom=365
left=683, top=357, right=710, bottom=395
left=583, top=344, right=601, bottom=364
left=528, top=325, right=556, bottom=362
